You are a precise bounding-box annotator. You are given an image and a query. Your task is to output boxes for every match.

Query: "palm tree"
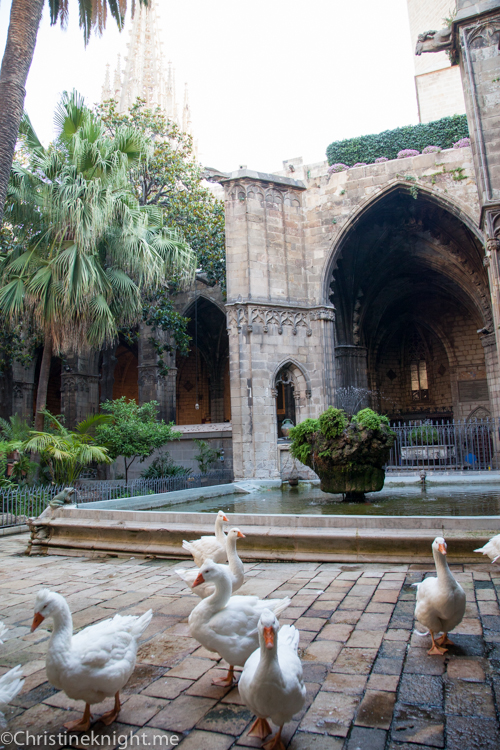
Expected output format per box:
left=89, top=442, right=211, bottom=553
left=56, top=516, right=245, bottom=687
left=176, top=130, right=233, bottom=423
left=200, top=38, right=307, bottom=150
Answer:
left=21, top=410, right=113, bottom=484
left=0, top=0, right=148, bottom=226
left=0, top=91, right=195, bottom=430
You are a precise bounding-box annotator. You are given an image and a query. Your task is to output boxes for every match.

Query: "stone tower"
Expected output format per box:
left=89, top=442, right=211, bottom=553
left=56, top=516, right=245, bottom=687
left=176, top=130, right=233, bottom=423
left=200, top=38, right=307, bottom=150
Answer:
left=407, top=0, right=466, bottom=122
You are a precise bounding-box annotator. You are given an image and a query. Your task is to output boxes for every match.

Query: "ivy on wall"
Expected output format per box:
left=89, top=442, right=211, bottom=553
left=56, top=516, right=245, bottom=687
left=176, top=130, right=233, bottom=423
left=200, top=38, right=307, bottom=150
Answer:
left=326, top=115, right=469, bottom=166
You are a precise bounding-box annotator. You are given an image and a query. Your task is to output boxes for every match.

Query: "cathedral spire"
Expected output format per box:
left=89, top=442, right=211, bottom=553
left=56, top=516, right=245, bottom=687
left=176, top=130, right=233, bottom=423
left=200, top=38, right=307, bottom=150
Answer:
left=101, top=0, right=194, bottom=137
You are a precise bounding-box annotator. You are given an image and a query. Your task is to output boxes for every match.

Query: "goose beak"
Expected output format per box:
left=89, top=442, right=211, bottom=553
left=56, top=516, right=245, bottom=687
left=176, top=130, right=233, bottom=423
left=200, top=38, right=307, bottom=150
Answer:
left=192, top=572, right=205, bottom=588
left=263, top=626, right=275, bottom=649
left=31, top=612, right=44, bottom=632
left=222, top=515, right=229, bottom=522
left=438, top=542, right=447, bottom=555
left=237, top=531, right=245, bottom=538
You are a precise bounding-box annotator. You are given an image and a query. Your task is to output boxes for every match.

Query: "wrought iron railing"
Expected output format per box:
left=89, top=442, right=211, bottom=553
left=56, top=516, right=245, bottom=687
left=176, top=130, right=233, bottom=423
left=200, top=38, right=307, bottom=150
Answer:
left=0, top=470, right=233, bottom=530
left=386, top=419, right=497, bottom=471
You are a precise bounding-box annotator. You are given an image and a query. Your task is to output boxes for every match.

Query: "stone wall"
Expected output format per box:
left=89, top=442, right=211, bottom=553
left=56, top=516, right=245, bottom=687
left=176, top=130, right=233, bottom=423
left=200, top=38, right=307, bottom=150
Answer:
left=223, top=146, right=497, bottom=479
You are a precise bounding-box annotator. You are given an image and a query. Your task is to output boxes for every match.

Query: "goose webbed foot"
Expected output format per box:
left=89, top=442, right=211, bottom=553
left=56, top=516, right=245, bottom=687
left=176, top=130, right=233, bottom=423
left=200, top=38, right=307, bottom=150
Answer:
left=100, top=692, right=121, bottom=726
left=263, top=727, right=285, bottom=750
left=211, top=665, right=235, bottom=686
left=63, top=703, right=92, bottom=732
left=248, top=716, right=272, bottom=739
left=435, top=633, right=454, bottom=647
left=427, top=631, right=447, bottom=655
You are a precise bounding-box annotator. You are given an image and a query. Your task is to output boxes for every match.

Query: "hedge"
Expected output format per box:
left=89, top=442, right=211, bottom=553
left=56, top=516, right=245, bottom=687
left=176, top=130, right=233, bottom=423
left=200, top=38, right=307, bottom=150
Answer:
left=326, top=114, right=469, bottom=166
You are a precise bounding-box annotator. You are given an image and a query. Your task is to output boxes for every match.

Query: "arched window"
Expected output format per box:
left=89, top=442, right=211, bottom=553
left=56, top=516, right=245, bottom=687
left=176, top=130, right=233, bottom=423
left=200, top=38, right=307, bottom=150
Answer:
left=408, top=331, right=429, bottom=402
left=275, top=368, right=296, bottom=438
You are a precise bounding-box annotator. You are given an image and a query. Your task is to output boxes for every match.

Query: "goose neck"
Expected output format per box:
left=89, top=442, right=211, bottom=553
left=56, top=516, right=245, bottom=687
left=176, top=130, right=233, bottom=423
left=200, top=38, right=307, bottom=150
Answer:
left=205, top=573, right=232, bottom=609
left=433, top=548, right=453, bottom=581
left=215, top=517, right=226, bottom=546
left=49, top=602, right=73, bottom=651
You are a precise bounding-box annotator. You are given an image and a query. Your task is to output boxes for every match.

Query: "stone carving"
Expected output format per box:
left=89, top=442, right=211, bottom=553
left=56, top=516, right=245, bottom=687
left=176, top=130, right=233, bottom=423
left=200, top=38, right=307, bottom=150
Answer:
left=227, top=305, right=335, bottom=335
left=138, top=366, right=164, bottom=387
left=464, top=19, right=500, bottom=50
left=415, top=27, right=452, bottom=55
left=60, top=375, right=98, bottom=393
left=227, top=182, right=302, bottom=208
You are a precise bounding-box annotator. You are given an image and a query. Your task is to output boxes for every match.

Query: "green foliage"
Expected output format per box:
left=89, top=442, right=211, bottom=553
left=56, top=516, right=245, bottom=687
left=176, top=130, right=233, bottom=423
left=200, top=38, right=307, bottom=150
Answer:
left=141, top=450, right=191, bottom=479
left=21, top=410, right=112, bottom=485
left=96, top=98, right=226, bottom=291
left=193, top=439, right=222, bottom=474
left=1, top=91, right=195, bottom=360
left=326, top=115, right=469, bottom=167
left=318, top=407, right=348, bottom=440
left=96, top=397, right=181, bottom=481
left=354, top=408, right=390, bottom=431
left=409, top=425, right=440, bottom=445
left=289, top=418, right=319, bottom=465
left=142, top=289, right=191, bottom=375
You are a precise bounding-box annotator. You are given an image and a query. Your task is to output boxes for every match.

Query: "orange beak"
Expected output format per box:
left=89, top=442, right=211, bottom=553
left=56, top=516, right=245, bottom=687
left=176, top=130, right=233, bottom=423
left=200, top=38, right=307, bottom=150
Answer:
left=222, top=515, right=229, bottom=522
left=237, top=531, right=245, bottom=538
left=263, top=626, right=275, bottom=649
left=192, top=572, right=205, bottom=588
left=438, top=542, right=447, bottom=555
left=31, top=612, right=44, bottom=632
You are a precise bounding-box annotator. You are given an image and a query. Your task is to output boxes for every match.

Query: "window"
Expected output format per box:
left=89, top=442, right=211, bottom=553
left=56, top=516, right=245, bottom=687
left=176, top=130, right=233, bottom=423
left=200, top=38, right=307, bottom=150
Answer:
left=408, top=331, right=429, bottom=402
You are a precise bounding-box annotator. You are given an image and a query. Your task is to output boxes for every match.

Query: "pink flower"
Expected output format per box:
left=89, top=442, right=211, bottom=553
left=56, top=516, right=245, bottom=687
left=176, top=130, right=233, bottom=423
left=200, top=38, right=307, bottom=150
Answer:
left=397, top=149, right=420, bottom=159
left=375, top=157, right=388, bottom=163
left=453, top=137, right=471, bottom=148
left=422, top=145, right=441, bottom=154
left=328, top=163, right=350, bottom=173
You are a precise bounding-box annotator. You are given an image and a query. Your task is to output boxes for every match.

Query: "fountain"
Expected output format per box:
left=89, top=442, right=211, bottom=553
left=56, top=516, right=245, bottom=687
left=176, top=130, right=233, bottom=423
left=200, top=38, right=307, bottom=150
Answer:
left=289, top=406, right=395, bottom=499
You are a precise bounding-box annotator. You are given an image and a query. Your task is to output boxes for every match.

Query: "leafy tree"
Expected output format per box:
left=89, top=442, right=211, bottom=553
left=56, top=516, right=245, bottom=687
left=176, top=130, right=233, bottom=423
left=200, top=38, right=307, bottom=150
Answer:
left=96, top=98, right=226, bottom=290
left=96, top=397, right=182, bottom=481
left=0, top=0, right=149, bottom=226
left=21, top=410, right=113, bottom=485
left=0, top=91, right=195, bottom=430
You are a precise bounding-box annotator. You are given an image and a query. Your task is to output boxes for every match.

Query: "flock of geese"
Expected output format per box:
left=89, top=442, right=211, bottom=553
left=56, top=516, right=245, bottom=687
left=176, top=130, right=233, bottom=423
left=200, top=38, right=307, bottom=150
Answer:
left=0, top=513, right=499, bottom=748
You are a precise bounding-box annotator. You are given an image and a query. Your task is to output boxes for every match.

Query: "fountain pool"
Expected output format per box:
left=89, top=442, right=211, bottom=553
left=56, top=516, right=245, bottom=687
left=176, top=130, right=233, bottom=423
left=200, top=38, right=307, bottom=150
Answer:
left=147, top=483, right=500, bottom=517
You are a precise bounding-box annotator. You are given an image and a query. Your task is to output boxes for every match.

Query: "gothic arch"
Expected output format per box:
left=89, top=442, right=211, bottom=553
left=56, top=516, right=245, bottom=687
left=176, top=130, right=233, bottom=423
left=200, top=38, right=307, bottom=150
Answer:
left=321, top=180, right=485, bottom=305
left=271, top=360, right=312, bottom=407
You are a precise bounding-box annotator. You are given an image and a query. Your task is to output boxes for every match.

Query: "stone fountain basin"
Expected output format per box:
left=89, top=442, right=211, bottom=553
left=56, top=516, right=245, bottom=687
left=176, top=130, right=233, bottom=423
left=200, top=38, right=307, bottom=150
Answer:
left=28, top=505, right=500, bottom=564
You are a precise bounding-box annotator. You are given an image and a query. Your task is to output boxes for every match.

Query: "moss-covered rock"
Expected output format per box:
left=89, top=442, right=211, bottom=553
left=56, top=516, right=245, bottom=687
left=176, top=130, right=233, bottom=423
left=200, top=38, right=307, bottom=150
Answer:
left=289, top=407, right=394, bottom=497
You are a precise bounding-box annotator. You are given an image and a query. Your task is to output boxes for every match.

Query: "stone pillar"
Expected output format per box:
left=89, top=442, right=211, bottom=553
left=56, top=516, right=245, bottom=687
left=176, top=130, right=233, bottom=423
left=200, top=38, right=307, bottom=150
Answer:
left=209, top=374, right=225, bottom=423
left=60, top=353, right=99, bottom=427
left=99, top=346, right=117, bottom=404
left=11, top=361, right=36, bottom=422
left=137, top=323, right=176, bottom=422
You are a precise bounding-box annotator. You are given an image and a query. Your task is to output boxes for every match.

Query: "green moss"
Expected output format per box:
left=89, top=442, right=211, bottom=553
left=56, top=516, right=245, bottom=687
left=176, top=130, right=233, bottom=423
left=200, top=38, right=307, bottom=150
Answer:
left=354, top=408, right=390, bottom=430
left=318, top=407, right=348, bottom=440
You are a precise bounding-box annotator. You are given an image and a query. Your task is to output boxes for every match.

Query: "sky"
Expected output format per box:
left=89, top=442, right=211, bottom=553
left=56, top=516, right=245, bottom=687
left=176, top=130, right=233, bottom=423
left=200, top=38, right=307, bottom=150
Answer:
left=0, top=0, right=419, bottom=174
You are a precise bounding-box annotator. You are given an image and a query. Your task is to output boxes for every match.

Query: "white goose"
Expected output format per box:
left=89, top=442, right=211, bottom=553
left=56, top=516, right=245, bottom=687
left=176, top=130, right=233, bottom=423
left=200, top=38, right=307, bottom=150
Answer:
left=182, top=510, right=228, bottom=566
left=176, top=527, right=246, bottom=598
left=0, top=665, right=24, bottom=728
left=188, top=560, right=291, bottom=686
left=31, top=589, right=152, bottom=731
left=0, top=622, right=8, bottom=645
left=475, top=534, right=500, bottom=563
left=414, top=537, right=466, bottom=655
left=239, top=609, right=306, bottom=750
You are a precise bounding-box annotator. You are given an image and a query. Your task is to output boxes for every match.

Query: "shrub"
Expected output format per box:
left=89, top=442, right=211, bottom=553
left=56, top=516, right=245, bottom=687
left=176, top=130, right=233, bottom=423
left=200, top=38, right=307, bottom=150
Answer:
left=422, top=145, right=441, bottom=154
left=397, top=149, right=420, bottom=159
left=352, top=162, right=367, bottom=168
left=354, top=408, right=390, bottom=430
left=141, top=451, right=191, bottom=479
left=326, top=114, right=469, bottom=166
left=328, top=163, right=350, bottom=173
left=289, top=418, right=320, bottom=465
left=409, top=425, right=439, bottom=445
left=375, top=157, right=388, bottom=163
left=453, top=137, right=471, bottom=148
left=318, top=407, right=348, bottom=441
left=193, top=439, right=222, bottom=474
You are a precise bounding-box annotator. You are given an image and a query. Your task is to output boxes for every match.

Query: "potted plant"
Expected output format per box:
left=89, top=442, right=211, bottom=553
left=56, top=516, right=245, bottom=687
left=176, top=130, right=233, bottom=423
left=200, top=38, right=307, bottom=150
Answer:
left=289, top=407, right=394, bottom=499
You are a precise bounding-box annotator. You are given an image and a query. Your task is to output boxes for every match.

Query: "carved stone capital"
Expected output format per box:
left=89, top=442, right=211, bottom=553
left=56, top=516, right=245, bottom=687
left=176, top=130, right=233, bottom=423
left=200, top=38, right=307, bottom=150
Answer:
left=60, top=374, right=99, bottom=393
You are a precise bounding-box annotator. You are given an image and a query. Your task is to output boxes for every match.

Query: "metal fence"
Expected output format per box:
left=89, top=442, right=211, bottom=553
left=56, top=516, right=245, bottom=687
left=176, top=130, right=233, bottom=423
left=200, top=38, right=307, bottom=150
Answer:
left=386, top=419, right=497, bottom=471
left=0, top=469, right=233, bottom=530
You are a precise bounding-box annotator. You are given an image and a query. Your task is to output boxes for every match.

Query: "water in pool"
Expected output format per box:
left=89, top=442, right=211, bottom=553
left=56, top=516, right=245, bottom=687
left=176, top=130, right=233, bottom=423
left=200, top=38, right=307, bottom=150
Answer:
left=152, top=483, right=500, bottom=516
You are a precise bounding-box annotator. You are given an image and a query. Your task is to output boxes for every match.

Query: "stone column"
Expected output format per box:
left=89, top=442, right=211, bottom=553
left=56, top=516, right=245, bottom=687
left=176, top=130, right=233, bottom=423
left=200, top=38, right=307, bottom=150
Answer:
left=60, top=353, right=99, bottom=427
left=11, top=361, right=36, bottom=421
left=99, top=346, right=117, bottom=404
left=137, top=323, right=176, bottom=422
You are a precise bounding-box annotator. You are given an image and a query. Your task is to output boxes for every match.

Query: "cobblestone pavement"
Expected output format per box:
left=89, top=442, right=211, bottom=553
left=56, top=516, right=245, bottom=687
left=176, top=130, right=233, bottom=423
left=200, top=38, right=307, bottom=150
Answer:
left=1, top=534, right=500, bottom=749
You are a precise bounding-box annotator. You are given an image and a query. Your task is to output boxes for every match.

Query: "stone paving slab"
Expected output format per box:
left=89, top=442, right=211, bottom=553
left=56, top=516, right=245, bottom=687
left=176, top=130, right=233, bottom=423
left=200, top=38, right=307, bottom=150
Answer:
left=1, top=533, right=500, bottom=749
